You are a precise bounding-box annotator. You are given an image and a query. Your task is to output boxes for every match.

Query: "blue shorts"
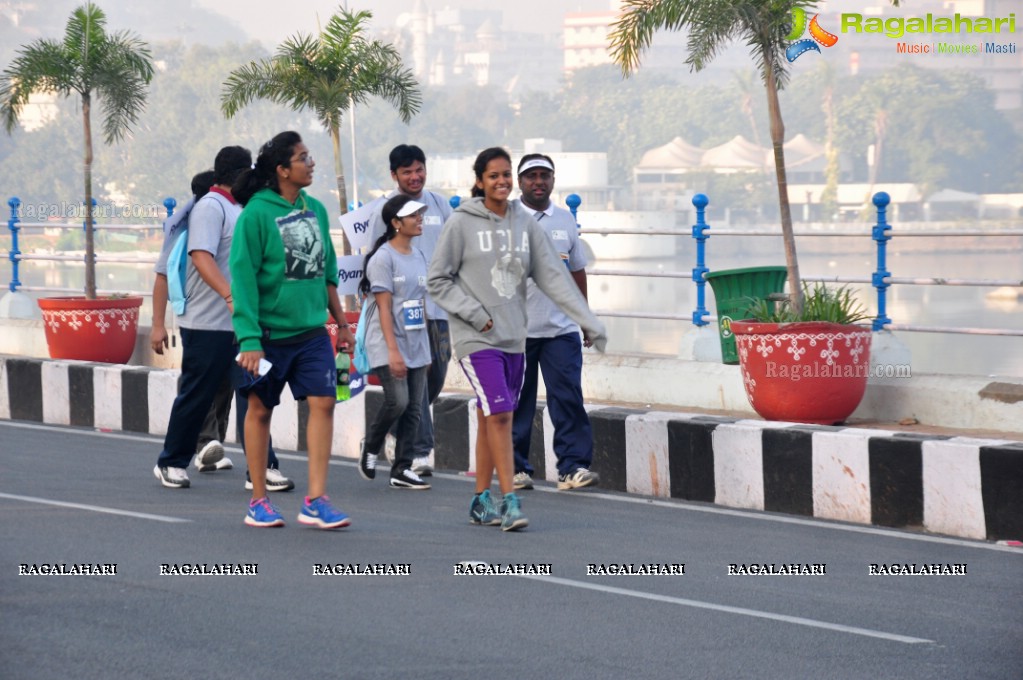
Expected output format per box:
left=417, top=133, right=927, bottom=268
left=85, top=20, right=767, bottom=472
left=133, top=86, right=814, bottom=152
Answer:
left=237, top=333, right=335, bottom=409
left=458, top=349, right=525, bottom=416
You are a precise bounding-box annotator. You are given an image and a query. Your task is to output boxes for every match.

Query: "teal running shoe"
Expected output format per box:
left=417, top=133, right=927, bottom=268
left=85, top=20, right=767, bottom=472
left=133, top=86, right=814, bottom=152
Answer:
left=500, top=492, right=529, bottom=532
left=469, top=489, right=501, bottom=526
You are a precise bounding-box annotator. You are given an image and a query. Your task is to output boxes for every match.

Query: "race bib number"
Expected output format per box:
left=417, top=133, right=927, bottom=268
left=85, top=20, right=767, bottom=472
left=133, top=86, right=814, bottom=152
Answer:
left=403, top=298, right=425, bottom=330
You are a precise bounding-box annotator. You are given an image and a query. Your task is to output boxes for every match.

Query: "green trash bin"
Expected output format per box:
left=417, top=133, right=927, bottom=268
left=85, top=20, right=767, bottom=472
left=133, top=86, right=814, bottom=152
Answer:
left=705, top=266, right=788, bottom=364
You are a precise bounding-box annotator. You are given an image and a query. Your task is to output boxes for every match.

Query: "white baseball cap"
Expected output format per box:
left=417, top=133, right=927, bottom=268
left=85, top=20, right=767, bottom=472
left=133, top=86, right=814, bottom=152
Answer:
left=396, top=200, right=427, bottom=217
left=518, top=158, right=554, bottom=174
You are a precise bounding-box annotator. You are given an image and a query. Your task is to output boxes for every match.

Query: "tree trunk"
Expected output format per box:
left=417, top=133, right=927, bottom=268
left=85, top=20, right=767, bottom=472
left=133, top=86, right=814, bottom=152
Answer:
left=82, top=92, right=96, bottom=300
left=763, top=57, right=802, bottom=313
left=329, top=121, right=356, bottom=312
left=329, top=123, right=351, bottom=256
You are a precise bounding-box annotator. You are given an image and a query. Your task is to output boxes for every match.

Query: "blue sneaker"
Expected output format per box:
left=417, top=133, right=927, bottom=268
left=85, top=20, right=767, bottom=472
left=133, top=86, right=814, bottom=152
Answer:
left=469, top=489, right=501, bottom=526
left=500, top=492, right=529, bottom=532
left=245, top=497, right=285, bottom=527
left=298, top=495, right=351, bottom=529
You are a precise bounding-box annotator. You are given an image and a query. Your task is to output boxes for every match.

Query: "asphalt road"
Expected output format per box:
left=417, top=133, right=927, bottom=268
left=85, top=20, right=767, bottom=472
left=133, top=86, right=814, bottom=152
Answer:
left=1, top=420, right=1020, bottom=680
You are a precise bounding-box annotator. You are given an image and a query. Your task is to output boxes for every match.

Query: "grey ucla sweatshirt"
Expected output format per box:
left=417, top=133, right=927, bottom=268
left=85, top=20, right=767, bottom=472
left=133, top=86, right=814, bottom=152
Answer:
left=427, top=197, right=607, bottom=359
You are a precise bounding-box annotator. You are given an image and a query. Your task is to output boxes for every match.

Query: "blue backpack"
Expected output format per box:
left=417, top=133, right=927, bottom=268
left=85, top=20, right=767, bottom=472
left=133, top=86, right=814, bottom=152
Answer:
left=353, top=297, right=374, bottom=375
left=167, top=195, right=226, bottom=316
left=167, top=225, right=189, bottom=315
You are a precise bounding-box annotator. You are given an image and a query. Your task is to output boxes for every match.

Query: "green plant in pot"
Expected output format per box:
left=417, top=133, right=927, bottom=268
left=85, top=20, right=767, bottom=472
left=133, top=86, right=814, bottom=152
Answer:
left=731, top=284, right=873, bottom=425
left=0, top=3, right=153, bottom=363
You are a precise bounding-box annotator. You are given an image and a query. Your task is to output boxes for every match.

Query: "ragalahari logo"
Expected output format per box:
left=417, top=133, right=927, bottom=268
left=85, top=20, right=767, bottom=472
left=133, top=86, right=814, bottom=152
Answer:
left=786, top=8, right=839, bottom=62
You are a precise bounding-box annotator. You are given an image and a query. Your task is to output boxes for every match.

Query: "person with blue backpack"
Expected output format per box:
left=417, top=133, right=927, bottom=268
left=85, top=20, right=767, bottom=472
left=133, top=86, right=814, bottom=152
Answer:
left=154, top=146, right=294, bottom=494
left=152, top=170, right=234, bottom=471
left=151, top=169, right=295, bottom=490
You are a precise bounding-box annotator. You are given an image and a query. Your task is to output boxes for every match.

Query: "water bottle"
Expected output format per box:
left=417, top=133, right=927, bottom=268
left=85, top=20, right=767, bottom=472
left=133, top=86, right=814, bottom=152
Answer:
left=335, top=350, right=351, bottom=401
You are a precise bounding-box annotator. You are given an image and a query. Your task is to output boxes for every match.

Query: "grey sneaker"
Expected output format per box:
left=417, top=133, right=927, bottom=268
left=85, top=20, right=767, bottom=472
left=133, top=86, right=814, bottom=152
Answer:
left=469, top=489, right=501, bottom=525
left=194, top=440, right=224, bottom=470
left=500, top=492, right=529, bottom=532
left=153, top=465, right=190, bottom=489
left=557, top=467, right=599, bottom=490
left=513, top=471, right=533, bottom=490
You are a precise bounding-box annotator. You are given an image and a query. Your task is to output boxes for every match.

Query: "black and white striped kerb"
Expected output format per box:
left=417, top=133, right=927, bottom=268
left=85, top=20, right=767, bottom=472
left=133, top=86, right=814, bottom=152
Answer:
left=3, top=355, right=1021, bottom=541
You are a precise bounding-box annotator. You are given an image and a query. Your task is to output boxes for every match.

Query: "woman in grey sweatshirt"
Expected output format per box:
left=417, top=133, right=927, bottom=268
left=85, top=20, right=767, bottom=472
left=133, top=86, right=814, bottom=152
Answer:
left=427, top=147, right=607, bottom=531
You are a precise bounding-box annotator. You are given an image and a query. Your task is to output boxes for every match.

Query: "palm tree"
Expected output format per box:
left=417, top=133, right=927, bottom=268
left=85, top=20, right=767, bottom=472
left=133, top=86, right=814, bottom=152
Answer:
left=0, top=2, right=153, bottom=299
left=609, top=0, right=899, bottom=312
left=221, top=7, right=421, bottom=252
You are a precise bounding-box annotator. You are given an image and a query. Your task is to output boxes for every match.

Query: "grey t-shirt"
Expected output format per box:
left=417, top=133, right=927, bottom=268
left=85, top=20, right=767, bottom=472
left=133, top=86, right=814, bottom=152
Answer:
left=515, top=200, right=588, bottom=338
left=178, top=189, right=239, bottom=331
left=364, top=242, right=431, bottom=370
left=367, top=189, right=452, bottom=321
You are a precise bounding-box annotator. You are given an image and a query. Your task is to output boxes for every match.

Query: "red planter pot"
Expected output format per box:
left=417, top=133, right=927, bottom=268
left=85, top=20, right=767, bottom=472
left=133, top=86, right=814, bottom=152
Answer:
left=37, top=296, right=143, bottom=364
left=732, top=320, right=872, bottom=425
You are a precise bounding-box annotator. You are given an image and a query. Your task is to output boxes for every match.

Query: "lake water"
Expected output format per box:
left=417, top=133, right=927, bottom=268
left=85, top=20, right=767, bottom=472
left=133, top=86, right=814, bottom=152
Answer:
left=3, top=228, right=1021, bottom=377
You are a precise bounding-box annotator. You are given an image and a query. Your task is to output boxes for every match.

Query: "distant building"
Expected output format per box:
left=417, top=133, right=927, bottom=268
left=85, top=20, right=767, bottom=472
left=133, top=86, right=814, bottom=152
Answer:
left=391, top=2, right=562, bottom=92
left=632, top=135, right=842, bottom=211
left=426, top=139, right=614, bottom=209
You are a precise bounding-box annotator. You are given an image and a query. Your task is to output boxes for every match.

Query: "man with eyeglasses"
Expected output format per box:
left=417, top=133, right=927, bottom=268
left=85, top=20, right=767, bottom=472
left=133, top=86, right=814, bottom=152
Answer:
left=364, top=145, right=453, bottom=479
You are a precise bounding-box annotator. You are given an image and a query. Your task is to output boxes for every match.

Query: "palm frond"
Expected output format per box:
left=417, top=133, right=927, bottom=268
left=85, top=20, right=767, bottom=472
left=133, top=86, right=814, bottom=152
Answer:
left=220, top=7, right=420, bottom=129
left=609, top=0, right=698, bottom=75
left=0, top=40, right=72, bottom=132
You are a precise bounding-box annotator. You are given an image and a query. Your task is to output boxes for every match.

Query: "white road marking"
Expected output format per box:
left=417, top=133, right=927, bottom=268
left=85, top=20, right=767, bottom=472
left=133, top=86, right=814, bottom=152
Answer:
left=0, top=492, right=191, bottom=523
left=515, top=574, right=935, bottom=645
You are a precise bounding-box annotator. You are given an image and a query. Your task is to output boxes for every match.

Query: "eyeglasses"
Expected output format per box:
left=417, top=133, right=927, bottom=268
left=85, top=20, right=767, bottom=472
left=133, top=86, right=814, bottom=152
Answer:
left=290, top=153, right=314, bottom=167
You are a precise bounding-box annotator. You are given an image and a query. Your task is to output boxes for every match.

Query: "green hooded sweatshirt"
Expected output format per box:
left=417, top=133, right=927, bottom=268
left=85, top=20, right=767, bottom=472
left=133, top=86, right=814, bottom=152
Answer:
left=229, top=188, right=338, bottom=352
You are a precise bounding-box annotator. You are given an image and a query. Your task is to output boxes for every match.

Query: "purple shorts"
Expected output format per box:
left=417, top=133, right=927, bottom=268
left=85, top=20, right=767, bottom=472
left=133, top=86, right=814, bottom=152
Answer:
left=458, top=349, right=525, bottom=416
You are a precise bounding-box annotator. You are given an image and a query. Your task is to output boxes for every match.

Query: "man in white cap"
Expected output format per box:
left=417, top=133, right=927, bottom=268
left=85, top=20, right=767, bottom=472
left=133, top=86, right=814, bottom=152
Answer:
left=367, top=145, right=452, bottom=476
left=510, top=153, right=599, bottom=491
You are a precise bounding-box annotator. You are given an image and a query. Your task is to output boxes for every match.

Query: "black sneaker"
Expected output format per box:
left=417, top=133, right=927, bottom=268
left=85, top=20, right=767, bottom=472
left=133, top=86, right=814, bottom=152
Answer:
left=389, top=468, right=430, bottom=489
left=358, top=439, right=377, bottom=481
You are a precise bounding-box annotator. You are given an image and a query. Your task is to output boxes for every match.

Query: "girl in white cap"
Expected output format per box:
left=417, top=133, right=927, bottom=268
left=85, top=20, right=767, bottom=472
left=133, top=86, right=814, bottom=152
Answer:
left=357, top=194, right=432, bottom=489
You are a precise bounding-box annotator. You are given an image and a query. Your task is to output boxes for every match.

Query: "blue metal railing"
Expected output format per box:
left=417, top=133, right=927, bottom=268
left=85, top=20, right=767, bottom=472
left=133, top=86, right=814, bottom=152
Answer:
left=6, top=192, right=1023, bottom=338
left=682, top=191, right=1023, bottom=337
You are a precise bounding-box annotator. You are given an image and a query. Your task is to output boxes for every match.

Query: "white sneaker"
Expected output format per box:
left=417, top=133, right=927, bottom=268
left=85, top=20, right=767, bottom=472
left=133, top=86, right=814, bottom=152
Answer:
left=244, top=468, right=296, bottom=492
left=194, top=440, right=224, bottom=471
left=412, top=455, right=433, bottom=477
left=384, top=433, right=397, bottom=464
left=153, top=465, right=190, bottom=489
left=196, top=454, right=233, bottom=473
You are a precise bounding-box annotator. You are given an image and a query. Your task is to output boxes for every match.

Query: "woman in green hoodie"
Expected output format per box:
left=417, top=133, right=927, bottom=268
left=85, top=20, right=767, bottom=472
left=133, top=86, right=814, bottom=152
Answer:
left=427, top=147, right=607, bottom=532
left=229, top=130, right=355, bottom=530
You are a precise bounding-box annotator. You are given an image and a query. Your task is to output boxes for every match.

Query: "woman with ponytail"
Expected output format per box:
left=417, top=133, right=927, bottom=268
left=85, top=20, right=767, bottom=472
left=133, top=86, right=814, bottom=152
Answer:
left=355, top=194, right=431, bottom=490
left=427, top=147, right=607, bottom=532
left=229, top=130, right=356, bottom=529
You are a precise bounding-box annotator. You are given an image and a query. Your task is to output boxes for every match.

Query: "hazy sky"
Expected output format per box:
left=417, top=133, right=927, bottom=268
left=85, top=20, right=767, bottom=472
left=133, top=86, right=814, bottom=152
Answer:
left=194, top=0, right=615, bottom=46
